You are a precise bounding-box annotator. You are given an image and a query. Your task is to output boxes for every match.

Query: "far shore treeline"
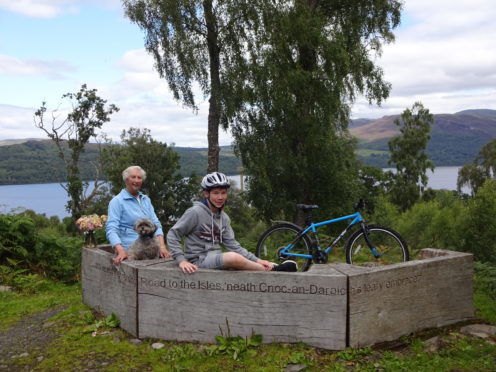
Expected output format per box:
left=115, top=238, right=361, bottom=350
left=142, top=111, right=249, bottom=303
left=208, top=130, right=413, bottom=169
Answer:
left=0, top=141, right=241, bottom=185
left=2, top=107, right=496, bottom=185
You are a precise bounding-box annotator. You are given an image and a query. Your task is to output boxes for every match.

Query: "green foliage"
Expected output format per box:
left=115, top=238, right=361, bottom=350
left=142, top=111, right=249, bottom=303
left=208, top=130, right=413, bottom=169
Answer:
left=0, top=212, right=83, bottom=282
left=458, top=138, right=496, bottom=195
left=224, top=188, right=266, bottom=254
left=33, top=233, right=83, bottom=282
left=461, top=180, right=496, bottom=263
left=233, top=0, right=401, bottom=224
left=34, top=84, right=119, bottom=219
left=357, top=165, right=394, bottom=213
left=388, top=102, right=435, bottom=211
left=102, top=127, right=199, bottom=229
left=458, top=164, right=486, bottom=196
left=369, top=186, right=496, bottom=264
left=237, top=128, right=360, bottom=224
left=206, top=333, right=262, bottom=360
left=204, top=318, right=263, bottom=360
left=0, top=214, right=36, bottom=263
left=474, top=261, right=496, bottom=300
left=367, top=195, right=401, bottom=229
left=0, top=263, right=52, bottom=293
left=393, top=192, right=465, bottom=257
left=83, top=312, right=120, bottom=334
left=336, top=347, right=373, bottom=363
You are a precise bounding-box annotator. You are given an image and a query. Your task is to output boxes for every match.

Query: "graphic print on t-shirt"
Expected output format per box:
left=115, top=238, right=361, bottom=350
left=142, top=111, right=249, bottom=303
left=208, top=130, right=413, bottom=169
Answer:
left=196, top=223, right=224, bottom=243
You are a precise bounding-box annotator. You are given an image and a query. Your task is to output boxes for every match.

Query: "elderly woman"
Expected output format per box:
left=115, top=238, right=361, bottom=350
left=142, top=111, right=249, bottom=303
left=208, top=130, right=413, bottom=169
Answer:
left=106, top=165, right=170, bottom=264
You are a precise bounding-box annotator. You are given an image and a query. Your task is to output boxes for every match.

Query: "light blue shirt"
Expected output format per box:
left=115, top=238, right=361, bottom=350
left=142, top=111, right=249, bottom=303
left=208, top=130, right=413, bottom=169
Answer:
left=106, top=189, right=164, bottom=249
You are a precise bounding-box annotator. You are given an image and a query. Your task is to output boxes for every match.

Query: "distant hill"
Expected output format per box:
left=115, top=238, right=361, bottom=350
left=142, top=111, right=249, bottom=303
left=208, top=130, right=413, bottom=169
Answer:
left=1, top=108, right=495, bottom=184
left=351, top=109, right=496, bottom=167
left=0, top=139, right=242, bottom=185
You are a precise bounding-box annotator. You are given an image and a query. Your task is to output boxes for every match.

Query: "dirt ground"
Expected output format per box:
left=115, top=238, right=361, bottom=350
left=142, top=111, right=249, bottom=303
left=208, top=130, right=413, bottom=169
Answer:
left=0, top=306, right=66, bottom=371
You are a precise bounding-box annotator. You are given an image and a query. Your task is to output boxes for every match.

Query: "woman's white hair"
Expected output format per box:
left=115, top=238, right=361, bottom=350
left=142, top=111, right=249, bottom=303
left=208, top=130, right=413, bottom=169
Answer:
left=122, top=166, right=147, bottom=182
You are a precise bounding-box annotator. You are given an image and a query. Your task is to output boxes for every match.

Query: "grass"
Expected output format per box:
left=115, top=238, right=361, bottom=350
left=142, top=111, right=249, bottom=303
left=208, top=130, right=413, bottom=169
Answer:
left=1, top=271, right=496, bottom=371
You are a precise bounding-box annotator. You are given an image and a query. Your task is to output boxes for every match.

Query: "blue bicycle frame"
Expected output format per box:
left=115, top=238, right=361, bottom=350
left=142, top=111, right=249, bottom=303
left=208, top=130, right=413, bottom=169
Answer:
left=279, top=211, right=381, bottom=259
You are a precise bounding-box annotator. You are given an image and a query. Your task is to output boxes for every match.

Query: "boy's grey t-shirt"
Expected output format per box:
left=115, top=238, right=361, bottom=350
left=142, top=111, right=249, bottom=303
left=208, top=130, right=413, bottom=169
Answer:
left=167, top=201, right=258, bottom=264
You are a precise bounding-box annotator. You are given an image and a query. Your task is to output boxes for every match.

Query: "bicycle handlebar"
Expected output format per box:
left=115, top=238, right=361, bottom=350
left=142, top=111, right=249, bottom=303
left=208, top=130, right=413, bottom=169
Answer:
left=354, top=199, right=365, bottom=211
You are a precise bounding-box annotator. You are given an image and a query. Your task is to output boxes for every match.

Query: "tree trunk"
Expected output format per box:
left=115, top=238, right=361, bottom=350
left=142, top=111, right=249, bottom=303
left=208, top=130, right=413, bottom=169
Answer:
left=204, top=0, right=221, bottom=173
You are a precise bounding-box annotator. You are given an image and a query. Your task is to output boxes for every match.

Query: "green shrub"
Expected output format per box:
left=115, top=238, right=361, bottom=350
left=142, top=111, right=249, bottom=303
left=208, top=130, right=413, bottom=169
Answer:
left=394, top=192, right=465, bottom=256
left=34, top=233, right=82, bottom=282
left=225, top=189, right=266, bottom=254
left=368, top=195, right=401, bottom=229
left=474, top=261, right=496, bottom=299
left=0, top=213, right=83, bottom=282
left=0, top=214, right=37, bottom=263
left=0, top=262, right=52, bottom=293
left=461, top=180, right=496, bottom=263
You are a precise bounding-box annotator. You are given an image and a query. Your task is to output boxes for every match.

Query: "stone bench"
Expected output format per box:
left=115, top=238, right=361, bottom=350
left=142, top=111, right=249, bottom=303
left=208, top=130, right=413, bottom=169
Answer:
left=82, top=247, right=473, bottom=350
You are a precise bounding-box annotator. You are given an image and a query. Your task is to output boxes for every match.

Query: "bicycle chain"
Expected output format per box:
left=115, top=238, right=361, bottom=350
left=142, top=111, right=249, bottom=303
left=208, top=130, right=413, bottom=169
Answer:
left=312, top=249, right=328, bottom=264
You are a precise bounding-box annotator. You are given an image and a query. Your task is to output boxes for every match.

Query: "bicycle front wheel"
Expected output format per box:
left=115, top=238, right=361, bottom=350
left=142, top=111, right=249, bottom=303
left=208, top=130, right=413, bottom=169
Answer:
left=345, top=224, right=409, bottom=266
left=256, top=223, right=313, bottom=272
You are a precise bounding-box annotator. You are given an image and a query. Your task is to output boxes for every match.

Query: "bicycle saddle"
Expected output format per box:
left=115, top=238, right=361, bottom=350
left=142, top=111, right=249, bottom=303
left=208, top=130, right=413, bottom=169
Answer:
left=296, top=204, right=319, bottom=211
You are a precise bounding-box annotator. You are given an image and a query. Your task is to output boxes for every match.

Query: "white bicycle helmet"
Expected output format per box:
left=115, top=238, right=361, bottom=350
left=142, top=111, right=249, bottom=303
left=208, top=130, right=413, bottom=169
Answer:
left=201, top=172, right=231, bottom=190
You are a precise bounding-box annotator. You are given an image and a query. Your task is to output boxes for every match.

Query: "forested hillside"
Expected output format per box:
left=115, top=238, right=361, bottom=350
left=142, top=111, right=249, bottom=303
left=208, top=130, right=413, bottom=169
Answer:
left=353, top=109, right=496, bottom=167
left=0, top=140, right=242, bottom=185
left=1, top=109, right=495, bottom=185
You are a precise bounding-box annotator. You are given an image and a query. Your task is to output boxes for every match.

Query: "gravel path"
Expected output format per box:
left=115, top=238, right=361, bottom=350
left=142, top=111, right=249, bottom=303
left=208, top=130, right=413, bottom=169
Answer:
left=0, top=306, right=66, bottom=371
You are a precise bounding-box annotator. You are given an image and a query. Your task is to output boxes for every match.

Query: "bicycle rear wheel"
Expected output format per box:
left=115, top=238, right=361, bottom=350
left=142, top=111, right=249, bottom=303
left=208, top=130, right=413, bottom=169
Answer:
left=256, top=223, right=313, bottom=272
left=345, top=224, right=409, bottom=266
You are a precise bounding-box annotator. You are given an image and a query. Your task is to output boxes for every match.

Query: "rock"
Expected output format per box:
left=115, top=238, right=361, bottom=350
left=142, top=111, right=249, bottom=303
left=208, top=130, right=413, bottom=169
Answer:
left=37, top=356, right=44, bottom=362
left=284, top=363, right=307, bottom=372
left=151, top=342, right=165, bottom=350
left=424, top=336, right=442, bottom=353
left=0, top=285, right=13, bottom=292
left=129, top=338, right=143, bottom=346
left=43, top=321, right=56, bottom=328
left=459, top=324, right=496, bottom=339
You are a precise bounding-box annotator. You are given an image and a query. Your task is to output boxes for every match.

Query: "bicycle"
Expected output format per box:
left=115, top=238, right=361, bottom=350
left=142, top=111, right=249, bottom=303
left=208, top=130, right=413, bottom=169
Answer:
left=256, top=200, right=409, bottom=271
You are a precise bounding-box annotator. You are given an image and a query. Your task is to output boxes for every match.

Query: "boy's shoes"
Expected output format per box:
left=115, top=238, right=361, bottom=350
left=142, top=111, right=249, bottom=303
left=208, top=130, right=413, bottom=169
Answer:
left=272, top=260, right=298, bottom=272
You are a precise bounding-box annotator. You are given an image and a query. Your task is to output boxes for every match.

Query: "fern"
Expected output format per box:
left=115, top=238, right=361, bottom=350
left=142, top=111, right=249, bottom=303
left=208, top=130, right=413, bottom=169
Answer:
left=474, top=261, right=496, bottom=299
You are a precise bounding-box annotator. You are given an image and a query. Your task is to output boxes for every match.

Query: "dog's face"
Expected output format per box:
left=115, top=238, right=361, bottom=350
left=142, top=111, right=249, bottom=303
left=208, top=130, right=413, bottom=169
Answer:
left=133, top=218, right=157, bottom=237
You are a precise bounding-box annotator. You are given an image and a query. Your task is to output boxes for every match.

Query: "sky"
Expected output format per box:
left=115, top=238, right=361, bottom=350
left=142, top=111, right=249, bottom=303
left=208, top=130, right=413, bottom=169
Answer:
left=0, top=0, right=495, bottom=147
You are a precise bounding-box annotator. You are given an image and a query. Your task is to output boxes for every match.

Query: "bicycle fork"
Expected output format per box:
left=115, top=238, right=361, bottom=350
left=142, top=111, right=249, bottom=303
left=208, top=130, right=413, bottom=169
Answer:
left=361, top=223, right=382, bottom=258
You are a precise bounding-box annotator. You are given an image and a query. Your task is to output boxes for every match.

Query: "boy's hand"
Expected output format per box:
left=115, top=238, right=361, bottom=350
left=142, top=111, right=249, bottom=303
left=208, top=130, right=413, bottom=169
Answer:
left=256, top=259, right=275, bottom=271
left=179, top=261, right=198, bottom=274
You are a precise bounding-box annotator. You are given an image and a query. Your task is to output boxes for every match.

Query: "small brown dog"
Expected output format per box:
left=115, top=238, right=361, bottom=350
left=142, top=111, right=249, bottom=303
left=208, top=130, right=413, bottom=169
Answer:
left=127, top=218, right=160, bottom=260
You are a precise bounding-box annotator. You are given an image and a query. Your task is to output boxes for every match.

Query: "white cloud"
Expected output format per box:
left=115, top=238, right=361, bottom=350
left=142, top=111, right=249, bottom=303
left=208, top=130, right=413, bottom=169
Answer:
left=2, top=0, right=495, bottom=143
left=87, top=48, right=222, bottom=147
left=353, top=0, right=496, bottom=118
left=0, top=54, right=75, bottom=79
left=0, top=0, right=121, bottom=18
left=0, top=0, right=76, bottom=18
left=102, top=99, right=231, bottom=148
left=0, top=104, right=41, bottom=139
